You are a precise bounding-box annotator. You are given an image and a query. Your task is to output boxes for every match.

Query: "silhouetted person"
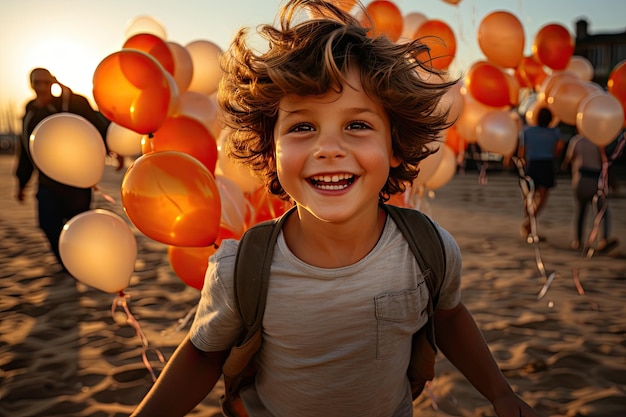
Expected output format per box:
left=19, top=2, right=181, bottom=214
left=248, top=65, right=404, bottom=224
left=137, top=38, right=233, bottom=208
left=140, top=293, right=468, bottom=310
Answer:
left=14, top=68, right=109, bottom=270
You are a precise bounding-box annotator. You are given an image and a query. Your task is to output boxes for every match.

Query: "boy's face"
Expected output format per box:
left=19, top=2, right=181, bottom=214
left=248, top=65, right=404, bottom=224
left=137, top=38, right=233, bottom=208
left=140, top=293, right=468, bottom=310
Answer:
left=273, top=70, right=401, bottom=223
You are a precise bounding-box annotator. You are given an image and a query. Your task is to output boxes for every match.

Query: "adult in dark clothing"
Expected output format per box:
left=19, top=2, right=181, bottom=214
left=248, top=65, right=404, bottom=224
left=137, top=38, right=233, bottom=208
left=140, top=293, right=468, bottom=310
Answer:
left=14, top=68, right=110, bottom=269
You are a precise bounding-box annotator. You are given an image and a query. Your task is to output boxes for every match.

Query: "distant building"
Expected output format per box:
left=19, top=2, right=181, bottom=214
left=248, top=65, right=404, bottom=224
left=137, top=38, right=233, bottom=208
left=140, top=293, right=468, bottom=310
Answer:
left=574, top=19, right=626, bottom=86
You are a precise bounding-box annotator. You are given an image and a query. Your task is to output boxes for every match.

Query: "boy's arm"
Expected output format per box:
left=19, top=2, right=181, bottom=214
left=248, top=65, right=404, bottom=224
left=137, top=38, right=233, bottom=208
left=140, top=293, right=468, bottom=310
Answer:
left=131, top=334, right=229, bottom=417
left=434, top=302, right=538, bottom=417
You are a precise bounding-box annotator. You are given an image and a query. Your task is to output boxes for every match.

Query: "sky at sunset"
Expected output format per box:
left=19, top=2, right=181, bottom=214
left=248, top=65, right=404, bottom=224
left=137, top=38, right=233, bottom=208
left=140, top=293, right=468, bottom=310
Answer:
left=1, top=0, right=625, bottom=132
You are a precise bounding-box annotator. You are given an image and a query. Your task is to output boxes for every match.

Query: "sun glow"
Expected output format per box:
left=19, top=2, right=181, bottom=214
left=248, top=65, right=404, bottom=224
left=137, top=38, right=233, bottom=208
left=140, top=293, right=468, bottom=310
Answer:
left=26, top=35, right=104, bottom=107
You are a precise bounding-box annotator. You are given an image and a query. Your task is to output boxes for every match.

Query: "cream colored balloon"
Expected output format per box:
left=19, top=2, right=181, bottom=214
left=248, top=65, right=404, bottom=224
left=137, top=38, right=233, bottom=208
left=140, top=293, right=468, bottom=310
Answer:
left=424, top=145, right=457, bottom=190
left=60, top=209, right=137, bottom=294
left=125, top=15, right=167, bottom=40
left=215, top=174, right=248, bottom=235
left=476, top=110, right=518, bottom=157
left=566, top=56, right=594, bottom=81
left=167, top=41, right=194, bottom=93
left=106, top=122, right=143, bottom=157
left=400, top=12, right=427, bottom=41
left=29, top=113, right=106, bottom=188
left=547, top=79, right=597, bottom=125
left=216, top=129, right=262, bottom=193
left=176, top=91, right=218, bottom=135
left=185, top=40, right=224, bottom=96
left=576, top=91, right=625, bottom=147
left=413, top=141, right=445, bottom=186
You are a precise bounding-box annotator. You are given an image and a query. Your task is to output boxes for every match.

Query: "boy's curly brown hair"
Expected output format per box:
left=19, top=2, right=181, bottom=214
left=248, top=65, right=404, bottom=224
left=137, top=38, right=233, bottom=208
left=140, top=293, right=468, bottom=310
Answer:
left=218, top=0, right=457, bottom=201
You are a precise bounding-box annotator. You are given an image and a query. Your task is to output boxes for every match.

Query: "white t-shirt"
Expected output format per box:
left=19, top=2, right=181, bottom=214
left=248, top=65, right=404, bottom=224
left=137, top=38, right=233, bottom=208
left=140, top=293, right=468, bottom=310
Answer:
left=190, top=214, right=462, bottom=417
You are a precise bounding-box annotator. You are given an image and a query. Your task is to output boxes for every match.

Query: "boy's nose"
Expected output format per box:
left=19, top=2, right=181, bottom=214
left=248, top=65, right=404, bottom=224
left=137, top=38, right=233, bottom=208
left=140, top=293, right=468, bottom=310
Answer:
left=313, top=131, right=346, bottom=159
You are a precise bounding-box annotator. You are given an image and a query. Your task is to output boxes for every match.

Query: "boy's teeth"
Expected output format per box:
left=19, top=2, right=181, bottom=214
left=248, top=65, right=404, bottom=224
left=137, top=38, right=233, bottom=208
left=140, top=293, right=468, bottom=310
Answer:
left=313, top=174, right=350, bottom=183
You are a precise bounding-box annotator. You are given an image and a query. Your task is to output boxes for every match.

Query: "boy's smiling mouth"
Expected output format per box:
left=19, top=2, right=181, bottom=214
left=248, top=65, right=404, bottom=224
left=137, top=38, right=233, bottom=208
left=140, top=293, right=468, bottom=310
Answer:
left=309, top=173, right=356, bottom=190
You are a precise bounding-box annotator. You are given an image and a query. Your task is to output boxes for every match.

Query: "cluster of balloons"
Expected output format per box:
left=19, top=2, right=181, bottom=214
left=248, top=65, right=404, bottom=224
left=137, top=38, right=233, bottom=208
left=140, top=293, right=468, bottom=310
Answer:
left=29, top=15, right=294, bottom=294
left=458, top=11, right=624, bottom=157
left=105, top=17, right=294, bottom=292
left=36, top=1, right=626, bottom=294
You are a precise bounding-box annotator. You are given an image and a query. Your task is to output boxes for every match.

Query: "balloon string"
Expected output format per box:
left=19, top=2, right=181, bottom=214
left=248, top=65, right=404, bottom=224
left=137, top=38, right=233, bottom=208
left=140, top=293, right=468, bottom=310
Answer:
left=92, top=184, right=117, bottom=204
left=512, top=156, right=555, bottom=299
left=161, top=305, right=198, bottom=338
left=572, top=267, right=585, bottom=296
left=111, top=291, right=164, bottom=382
left=583, top=148, right=609, bottom=258
left=582, top=133, right=624, bottom=258
left=470, top=143, right=489, bottom=185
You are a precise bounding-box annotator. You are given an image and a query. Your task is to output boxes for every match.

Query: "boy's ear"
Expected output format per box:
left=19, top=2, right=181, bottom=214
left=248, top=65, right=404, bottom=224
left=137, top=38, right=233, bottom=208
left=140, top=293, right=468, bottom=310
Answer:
left=390, top=154, right=402, bottom=168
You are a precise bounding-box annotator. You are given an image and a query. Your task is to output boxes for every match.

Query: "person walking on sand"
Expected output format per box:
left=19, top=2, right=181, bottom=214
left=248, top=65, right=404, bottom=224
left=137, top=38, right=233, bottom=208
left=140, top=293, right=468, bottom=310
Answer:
left=131, top=1, right=539, bottom=416
left=14, top=68, right=111, bottom=271
left=561, top=134, right=619, bottom=253
left=518, top=107, right=564, bottom=240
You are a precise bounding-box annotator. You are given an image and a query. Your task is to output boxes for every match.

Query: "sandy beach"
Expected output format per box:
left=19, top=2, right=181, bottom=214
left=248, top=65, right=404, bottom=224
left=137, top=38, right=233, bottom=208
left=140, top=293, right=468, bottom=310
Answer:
left=1, top=153, right=624, bottom=417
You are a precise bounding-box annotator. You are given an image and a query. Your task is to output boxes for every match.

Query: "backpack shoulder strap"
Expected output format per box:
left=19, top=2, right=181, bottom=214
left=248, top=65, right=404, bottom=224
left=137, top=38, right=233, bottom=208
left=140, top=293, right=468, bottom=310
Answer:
left=234, top=206, right=297, bottom=342
left=221, top=206, right=296, bottom=416
left=382, top=204, right=446, bottom=349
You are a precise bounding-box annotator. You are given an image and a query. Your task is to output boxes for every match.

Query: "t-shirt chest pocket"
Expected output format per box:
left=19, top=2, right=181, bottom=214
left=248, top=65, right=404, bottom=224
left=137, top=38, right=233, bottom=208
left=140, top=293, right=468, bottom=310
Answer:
left=374, top=273, right=430, bottom=359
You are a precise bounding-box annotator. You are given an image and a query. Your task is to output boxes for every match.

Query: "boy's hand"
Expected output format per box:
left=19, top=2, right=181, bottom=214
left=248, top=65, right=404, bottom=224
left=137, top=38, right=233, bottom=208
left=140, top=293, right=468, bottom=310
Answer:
left=492, top=393, right=539, bottom=417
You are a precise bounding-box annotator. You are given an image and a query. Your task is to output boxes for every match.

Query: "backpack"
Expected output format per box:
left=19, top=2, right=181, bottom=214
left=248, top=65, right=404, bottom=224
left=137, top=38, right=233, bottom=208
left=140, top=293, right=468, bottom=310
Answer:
left=220, top=204, right=446, bottom=417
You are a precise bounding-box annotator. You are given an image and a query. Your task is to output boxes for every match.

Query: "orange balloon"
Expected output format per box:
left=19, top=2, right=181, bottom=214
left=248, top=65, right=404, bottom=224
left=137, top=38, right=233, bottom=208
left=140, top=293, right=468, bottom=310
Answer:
left=246, top=187, right=291, bottom=226
left=151, top=115, right=218, bottom=173
left=121, top=151, right=221, bottom=247
left=444, top=125, right=463, bottom=155
left=465, top=61, right=510, bottom=107
left=93, top=50, right=174, bottom=134
left=123, top=33, right=175, bottom=75
left=168, top=226, right=239, bottom=290
left=362, top=1, right=403, bottom=42
left=515, top=55, right=547, bottom=90
left=532, top=24, right=574, bottom=70
left=504, top=71, right=521, bottom=106
left=478, top=11, right=524, bottom=68
left=608, top=60, right=626, bottom=125
left=413, top=19, right=456, bottom=70
left=455, top=93, right=497, bottom=144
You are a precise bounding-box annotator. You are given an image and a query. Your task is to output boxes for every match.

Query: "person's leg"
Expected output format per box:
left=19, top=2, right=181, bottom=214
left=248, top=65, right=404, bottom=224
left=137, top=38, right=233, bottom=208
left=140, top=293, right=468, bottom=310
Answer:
left=574, top=196, right=589, bottom=250
left=533, top=187, right=549, bottom=217
left=62, top=188, right=92, bottom=222
left=36, top=186, right=65, bottom=265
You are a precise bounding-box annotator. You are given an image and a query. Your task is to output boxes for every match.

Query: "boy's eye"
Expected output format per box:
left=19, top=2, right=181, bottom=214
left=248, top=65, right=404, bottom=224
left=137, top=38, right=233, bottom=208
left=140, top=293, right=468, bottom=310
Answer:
left=346, top=121, right=371, bottom=130
left=289, top=123, right=314, bottom=133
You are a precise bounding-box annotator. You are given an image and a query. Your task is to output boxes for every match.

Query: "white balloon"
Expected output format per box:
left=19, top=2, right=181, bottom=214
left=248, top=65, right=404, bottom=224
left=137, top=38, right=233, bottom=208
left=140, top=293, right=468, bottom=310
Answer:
left=414, top=141, right=445, bottom=185
left=476, top=110, right=518, bottom=157
left=424, top=145, right=457, bottom=190
left=30, top=113, right=106, bottom=188
left=125, top=15, right=167, bottom=40
left=60, top=209, right=137, bottom=293
left=185, top=40, right=224, bottom=96
left=566, top=56, right=594, bottom=81
left=106, top=122, right=143, bottom=157
left=216, top=129, right=262, bottom=193
left=176, top=91, right=218, bottom=135
left=168, top=41, right=194, bottom=93
left=576, top=91, right=625, bottom=147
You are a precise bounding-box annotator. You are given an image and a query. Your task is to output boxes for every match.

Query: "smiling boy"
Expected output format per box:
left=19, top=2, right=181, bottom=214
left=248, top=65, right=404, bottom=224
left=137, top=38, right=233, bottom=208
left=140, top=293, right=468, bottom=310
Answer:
left=131, top=1, right=538, bottom=416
